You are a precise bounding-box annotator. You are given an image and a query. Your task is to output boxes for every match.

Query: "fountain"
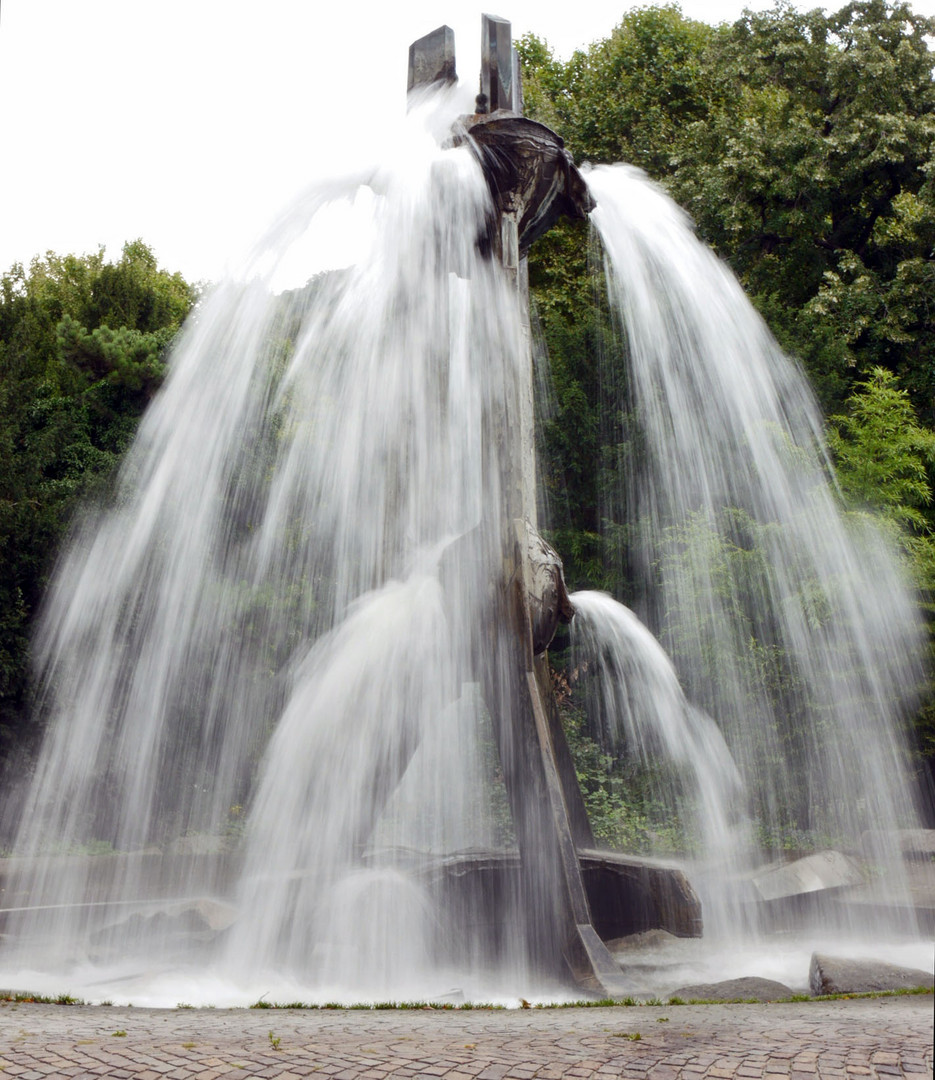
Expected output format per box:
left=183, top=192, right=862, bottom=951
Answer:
left=0, top=17, right=931, bottom=1006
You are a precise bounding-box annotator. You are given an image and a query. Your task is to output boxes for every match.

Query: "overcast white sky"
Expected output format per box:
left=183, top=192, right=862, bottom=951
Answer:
left=2, top=0, right=934, bottom=285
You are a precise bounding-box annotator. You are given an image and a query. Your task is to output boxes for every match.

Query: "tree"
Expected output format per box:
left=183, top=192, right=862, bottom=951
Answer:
left=829, top=366, right=935, bottom=791
left=0, top=243, right=195, bottom=763
left=520, top=3, right=935, bottom=417
left=829, top=366, right=935, bottom=588
left=674, top=1, right=935, bottom=412
left=518, top=7, right=716, bottom=174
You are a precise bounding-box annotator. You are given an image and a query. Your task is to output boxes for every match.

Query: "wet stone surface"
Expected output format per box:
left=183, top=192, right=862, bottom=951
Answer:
left=0, top=995, right=931, bottom=1078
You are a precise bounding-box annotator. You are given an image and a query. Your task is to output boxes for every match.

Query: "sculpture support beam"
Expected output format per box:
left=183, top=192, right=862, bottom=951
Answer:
left=471, top=17, right=628, bottom=997
left=404, top=15, right=677, bottom=999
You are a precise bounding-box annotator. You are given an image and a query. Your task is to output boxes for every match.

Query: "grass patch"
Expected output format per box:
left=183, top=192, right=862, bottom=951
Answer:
left=805, top=987, right=933, bottom=1002
left=672, top=987, right=933, bottom=1006
left=0, top=991, right=85, bottom=1006
left=5, top=985, right=930, bottom=1013
left=244, top=988, right=932, bottom=1010
left=684, top=997, right=760, bottom=1005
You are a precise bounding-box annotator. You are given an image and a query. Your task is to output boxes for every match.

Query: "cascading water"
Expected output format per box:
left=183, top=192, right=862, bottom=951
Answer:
left=583, top=164, right=929, bottom=942
left=568, top=590, right=751, bottom=940
left=0, top=88, right=559, bottom=1003
left=0, top=85, right=931, bottom=1005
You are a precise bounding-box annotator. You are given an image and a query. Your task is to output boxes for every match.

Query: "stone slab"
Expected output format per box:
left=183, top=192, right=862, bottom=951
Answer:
left=749, top=852, right=864, bottom=902
left=480, top=14, right=514, bottom=112
left=808, top=952, right=934, bottom=995
left=860, top=829, right=935, bottom=861
left=670, top=977, right=795, bottom=1002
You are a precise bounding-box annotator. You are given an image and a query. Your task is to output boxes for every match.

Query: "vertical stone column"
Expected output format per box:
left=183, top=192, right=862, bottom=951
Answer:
left=480, top=14, right=515, bottom=112
left=407, top=25, right=456, bottom=92
left=473, top=15, right=627, bottom=998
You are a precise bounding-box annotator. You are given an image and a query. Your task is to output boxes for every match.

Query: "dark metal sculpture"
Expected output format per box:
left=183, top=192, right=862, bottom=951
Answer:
left=460, top=113, right=594, bottom=258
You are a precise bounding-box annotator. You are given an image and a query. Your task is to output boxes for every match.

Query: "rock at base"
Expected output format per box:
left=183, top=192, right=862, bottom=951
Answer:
left=605, top=928, right=680, bottom=953
left=808, top=952, right=934, bottom=995
left=579, top=849, right=703, bottom=940
left=670, top=976, right=794, bottom=1002
left=90, top=897, right=238, bottom=948
left=749, top=850, right=864, bottom=902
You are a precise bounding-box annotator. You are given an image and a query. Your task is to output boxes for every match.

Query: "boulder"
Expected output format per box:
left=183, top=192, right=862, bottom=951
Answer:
left=671, top=976, right=794, bottom=1002
left=516, top=519, right=576, bottom=655
left=90, top=897, right=238, bottom=947
left=750, top=850, right=864, bottom=902
left=579, top=849, right=703, bottom=939
left=808, top=952, right=934, bottom=995
left=606, top=928, right=680, bottom=953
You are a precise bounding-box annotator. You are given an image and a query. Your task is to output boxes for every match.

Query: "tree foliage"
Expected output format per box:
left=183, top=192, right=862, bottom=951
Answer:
left=518, top=7, right=717, bottom=174
left=521, top=0, right=935, bottom=562
left=520, top=1, right=935, bottom=791
left=0, top=243, right=195, bottom=758
left=521, top=1, right=935, bottom=415
left=830, top=366, right=935, bottom=594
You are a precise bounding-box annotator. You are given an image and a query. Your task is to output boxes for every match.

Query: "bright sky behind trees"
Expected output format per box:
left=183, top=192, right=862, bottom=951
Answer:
left=2, top=0, right=934, bottom=284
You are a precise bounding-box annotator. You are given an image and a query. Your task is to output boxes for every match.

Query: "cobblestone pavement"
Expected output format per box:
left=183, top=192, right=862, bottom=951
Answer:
left=0, top=996, right=931, bottom=1079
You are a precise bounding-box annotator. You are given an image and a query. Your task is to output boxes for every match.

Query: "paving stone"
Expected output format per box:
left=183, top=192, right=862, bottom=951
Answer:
left=0, top=998, right=931, bottom=1079
left=870, top=1054, right=901, bottom=1066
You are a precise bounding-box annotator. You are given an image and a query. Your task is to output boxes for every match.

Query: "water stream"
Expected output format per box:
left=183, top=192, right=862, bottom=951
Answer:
left=586, top=165, right=927, bottom=902
left=0, top=101, right=930, bottom=1006
left=568, top=590, right=751, bottom=941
